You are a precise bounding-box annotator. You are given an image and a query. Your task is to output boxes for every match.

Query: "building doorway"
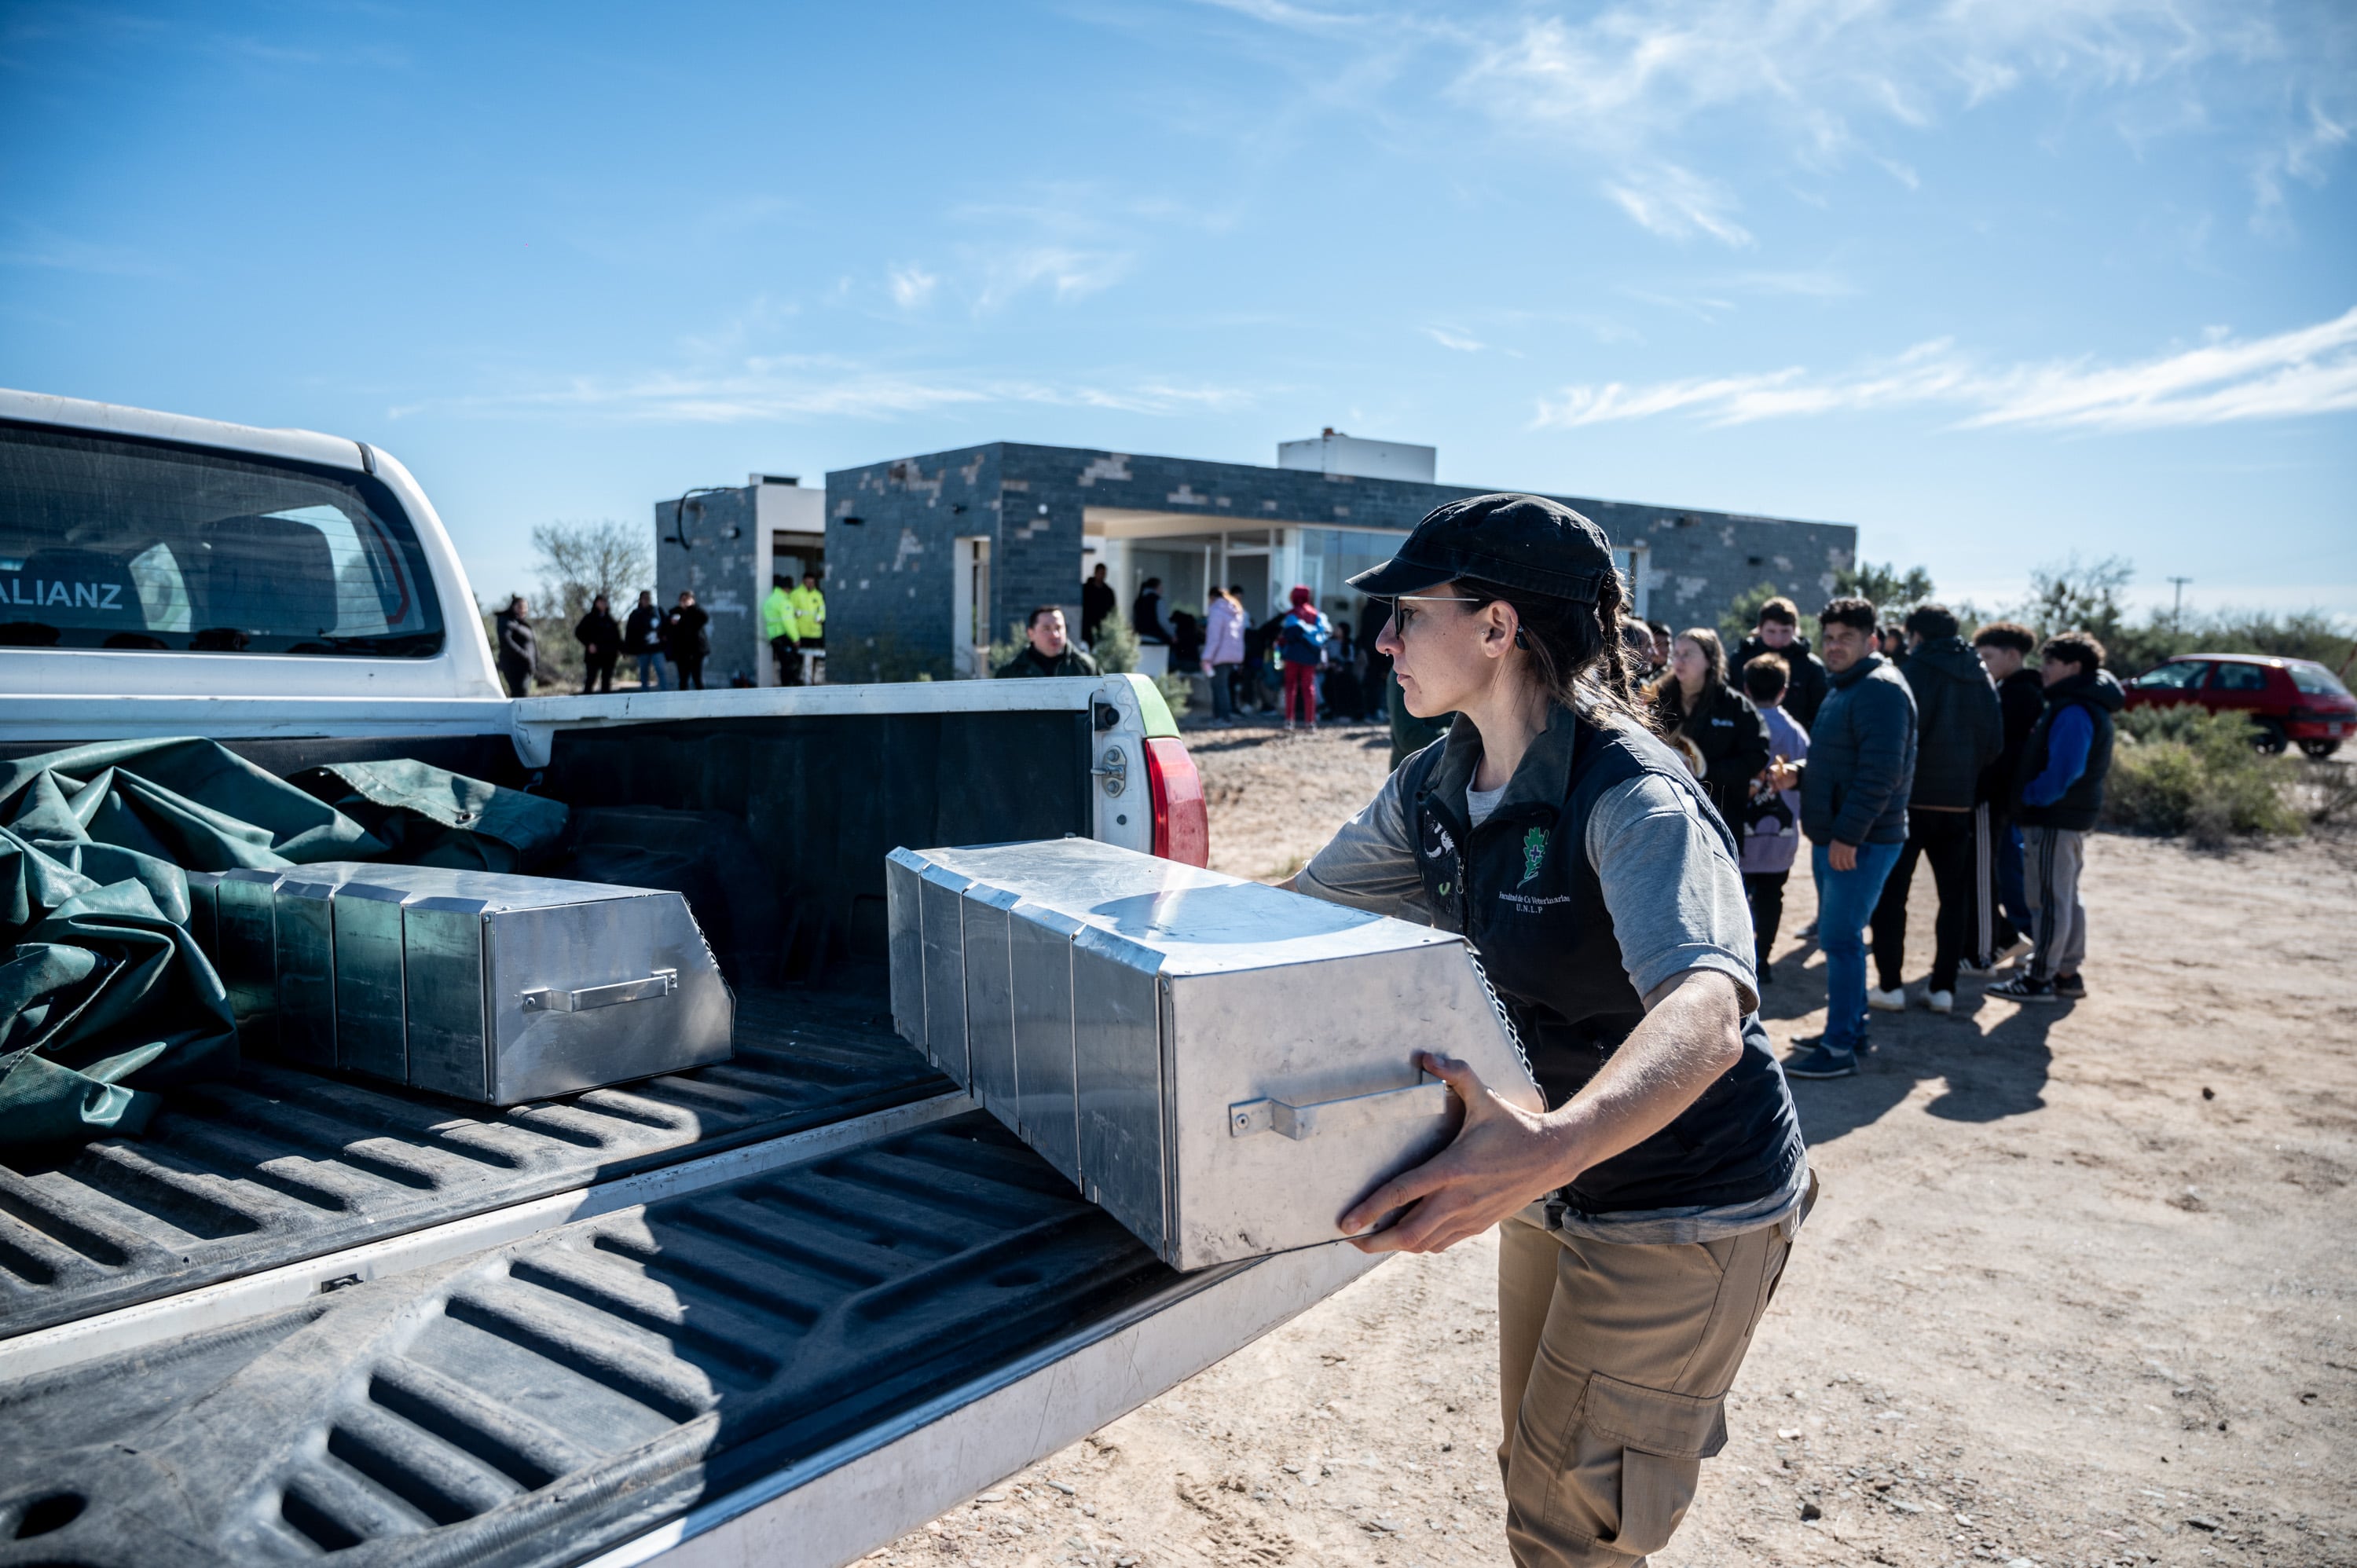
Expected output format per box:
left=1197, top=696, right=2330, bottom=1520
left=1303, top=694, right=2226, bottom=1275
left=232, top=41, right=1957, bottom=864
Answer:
left=953, top=536, right=992, bottom=678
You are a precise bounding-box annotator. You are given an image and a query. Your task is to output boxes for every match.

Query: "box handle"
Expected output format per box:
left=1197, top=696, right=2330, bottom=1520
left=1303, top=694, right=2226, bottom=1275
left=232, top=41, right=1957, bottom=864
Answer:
left=1229, top=1075, right=1450, bottom=1140
left=521, top=969, right=677, bottom=1013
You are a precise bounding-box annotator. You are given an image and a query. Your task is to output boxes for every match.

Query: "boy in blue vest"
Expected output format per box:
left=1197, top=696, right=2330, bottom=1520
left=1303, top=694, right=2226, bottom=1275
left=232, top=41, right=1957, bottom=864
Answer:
left=1990, top=629, right=2124, bottom=1004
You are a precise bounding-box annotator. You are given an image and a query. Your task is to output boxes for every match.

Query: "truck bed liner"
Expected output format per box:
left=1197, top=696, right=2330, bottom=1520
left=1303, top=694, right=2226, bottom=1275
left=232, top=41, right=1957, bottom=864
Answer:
left=0, top=1112, right=1171, bottom=1568
left=0, top=988, right=948, bottom=1341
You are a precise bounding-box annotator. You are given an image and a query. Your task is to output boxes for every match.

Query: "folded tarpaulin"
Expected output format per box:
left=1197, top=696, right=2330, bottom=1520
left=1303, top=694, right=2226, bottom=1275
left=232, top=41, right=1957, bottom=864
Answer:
left=291, top=757, right=568, bottom=871
left=0, top=879, right=236, bottom=1145
left=0, top=737, right=568, bottom=1147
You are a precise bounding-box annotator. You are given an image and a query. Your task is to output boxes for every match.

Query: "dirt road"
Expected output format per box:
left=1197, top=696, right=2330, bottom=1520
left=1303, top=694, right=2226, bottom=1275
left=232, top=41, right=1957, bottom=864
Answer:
left=885, top=721, right=2355, bottom=1568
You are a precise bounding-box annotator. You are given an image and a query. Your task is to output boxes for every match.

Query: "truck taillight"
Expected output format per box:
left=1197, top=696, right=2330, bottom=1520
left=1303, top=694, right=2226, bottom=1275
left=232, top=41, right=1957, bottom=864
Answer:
left=1144, top=737, right=1210, bottom=867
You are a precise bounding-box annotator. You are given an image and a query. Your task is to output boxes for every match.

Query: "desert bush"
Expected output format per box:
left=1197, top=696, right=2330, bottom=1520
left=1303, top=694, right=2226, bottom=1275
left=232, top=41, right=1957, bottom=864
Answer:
left=2107, top=707, right=2301, bottom=843
left=1835, top=560, right=1935, bottom=617
left=1717, top=580, right=1787, bottom=649
left=2301, top=760, right=2357, bottom=830
left=1088, top=612, right=1140, bottom=674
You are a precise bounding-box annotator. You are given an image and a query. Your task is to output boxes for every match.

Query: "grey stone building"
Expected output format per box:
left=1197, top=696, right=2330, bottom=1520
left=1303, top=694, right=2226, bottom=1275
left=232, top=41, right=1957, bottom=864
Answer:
left=822, top=438, right=1860, bottom=683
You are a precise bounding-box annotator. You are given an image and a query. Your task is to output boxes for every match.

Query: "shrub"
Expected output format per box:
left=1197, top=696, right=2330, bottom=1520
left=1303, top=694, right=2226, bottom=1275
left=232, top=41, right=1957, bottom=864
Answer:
left=1089, top=612, right=1140, bottom=674
left=2107, top=707, right=2301, bottom=844
left=983, top=617, right=1031, bottom=676
left=1717, top=580, right=1787, bottom=650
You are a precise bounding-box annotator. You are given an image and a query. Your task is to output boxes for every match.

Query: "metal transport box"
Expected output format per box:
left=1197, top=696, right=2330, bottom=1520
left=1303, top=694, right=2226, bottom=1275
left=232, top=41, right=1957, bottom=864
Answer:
left=196, top=862, right=733, bottom=1104
left=886, top=838, right=1541, bottom=1271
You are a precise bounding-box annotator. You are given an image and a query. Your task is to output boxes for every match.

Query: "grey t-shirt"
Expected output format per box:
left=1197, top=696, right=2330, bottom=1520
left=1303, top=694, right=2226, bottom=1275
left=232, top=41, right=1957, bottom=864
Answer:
left=1298, top=752, right=1809, bottom=1244
left=1299, top=763, right=1761, bottom=1013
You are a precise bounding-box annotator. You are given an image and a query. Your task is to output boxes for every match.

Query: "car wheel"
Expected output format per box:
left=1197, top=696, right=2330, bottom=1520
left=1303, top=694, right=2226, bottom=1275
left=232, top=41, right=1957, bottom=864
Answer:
left=2253, top=718, right=2289, bottom=755
left=2299, top=738, right=2341, bottom=760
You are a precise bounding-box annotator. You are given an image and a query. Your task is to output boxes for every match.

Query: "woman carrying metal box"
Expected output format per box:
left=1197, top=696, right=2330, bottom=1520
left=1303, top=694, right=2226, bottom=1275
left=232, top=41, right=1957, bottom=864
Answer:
left=1294, top=493, right=1811, bottom=1568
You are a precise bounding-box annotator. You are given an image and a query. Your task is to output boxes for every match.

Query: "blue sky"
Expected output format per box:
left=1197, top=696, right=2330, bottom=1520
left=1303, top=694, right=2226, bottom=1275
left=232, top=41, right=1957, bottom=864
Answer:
left=4, top=0, right=2352, bottom=621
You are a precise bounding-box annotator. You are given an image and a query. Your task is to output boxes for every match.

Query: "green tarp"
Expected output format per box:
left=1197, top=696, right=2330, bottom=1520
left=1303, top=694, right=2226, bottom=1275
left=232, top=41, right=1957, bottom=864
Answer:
left=0, top=738, right=568, bottom=1149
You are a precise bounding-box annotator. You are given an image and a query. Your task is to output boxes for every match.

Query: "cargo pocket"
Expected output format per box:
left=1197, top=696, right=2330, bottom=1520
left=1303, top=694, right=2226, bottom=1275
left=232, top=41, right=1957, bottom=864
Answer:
left=1567, top=1373, right=1728, bottom=1559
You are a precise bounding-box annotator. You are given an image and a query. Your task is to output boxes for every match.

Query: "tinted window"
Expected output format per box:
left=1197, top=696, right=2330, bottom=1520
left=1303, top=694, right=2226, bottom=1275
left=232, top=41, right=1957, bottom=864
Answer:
left=2289, top=662, right=2352, bottom=698
left=2134, top=661, right=2209, bottom=689
left=0, top=421, right=444, bottom=656
left=2211, top=662, right=2270, bottom=692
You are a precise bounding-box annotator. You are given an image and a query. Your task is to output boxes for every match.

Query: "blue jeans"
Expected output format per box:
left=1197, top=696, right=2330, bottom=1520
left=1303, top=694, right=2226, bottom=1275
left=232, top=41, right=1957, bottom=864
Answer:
left=1813, top=839, right=1904, bottom=1057
left=634, top=653, right=667, bottom=689
left=1209, top=662, right=1236, bottom=720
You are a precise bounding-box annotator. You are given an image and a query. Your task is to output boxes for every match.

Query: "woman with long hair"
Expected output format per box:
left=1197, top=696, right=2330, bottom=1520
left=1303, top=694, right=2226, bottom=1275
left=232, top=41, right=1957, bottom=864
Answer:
left=1292, top=494, right=1807, bottom=1568
left=1651, top=625, right=1772, bottom=840
left=1201, top=584, right=1246, bottom=724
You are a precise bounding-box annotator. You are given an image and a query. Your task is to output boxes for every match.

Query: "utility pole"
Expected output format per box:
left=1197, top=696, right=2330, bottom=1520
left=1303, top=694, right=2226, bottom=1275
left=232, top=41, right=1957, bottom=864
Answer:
left=2166, top=576, right=2192, bottom=636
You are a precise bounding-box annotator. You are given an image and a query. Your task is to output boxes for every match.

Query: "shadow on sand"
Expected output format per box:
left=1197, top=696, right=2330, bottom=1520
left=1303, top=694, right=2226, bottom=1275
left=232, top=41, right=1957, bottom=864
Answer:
left=1761, top=945, right=2062, bottom=1148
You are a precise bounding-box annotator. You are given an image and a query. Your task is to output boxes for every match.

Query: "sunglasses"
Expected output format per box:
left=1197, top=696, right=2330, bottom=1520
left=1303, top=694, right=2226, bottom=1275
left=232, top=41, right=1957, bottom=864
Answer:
left=1388, top=594, right=1483, bottom=638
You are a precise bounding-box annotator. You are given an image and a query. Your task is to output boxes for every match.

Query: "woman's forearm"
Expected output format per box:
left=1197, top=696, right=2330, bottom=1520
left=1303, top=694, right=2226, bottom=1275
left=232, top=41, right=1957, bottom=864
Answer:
left=1541, top=969, right=1747, bottom=1186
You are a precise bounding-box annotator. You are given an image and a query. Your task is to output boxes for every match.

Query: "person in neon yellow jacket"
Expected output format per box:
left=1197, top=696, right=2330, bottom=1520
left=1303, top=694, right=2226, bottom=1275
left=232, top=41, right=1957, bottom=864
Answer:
left=761, top=576, right=802, bottom=685
left=786, top=573, right=827, bottom=646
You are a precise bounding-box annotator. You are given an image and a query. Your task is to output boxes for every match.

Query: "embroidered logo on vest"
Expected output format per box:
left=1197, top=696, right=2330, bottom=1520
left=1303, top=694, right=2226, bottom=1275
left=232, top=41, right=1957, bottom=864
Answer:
left=1519, top=826, right=1549, bottom=885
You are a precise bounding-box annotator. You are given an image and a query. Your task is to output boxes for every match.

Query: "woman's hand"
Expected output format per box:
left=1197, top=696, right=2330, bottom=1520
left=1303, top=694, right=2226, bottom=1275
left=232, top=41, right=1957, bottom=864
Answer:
left=1338, top=1051, right=1576, bottom=1255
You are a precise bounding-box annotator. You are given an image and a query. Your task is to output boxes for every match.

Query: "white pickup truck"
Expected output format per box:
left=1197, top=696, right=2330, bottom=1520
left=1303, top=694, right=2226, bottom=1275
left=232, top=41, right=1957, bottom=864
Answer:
left=0, top=390, right=1376, bottom=1568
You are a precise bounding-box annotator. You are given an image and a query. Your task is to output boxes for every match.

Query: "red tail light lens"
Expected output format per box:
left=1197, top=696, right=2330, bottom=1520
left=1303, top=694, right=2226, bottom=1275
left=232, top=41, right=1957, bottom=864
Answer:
left=1144, top=737, right=1210, bottom=867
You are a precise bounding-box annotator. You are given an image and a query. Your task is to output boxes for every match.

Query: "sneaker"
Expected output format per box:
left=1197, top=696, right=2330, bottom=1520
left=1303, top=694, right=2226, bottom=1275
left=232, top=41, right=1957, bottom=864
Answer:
left=1868, top=986, right=1908, bottom=1013
left=1783, top=1039, right=1860, bottom=1079
left=2053, top=973, right=2087, bottom=1000
left=1989, top=974, right=2058, bottom=1004
left=1958, top=956, right=1999, bottom=976
left=1796, top=920, right=1819, bottom=943
left=1919, top=988, right=1954, bottom=1015
left=1997, top=932, right=2033, bottom=961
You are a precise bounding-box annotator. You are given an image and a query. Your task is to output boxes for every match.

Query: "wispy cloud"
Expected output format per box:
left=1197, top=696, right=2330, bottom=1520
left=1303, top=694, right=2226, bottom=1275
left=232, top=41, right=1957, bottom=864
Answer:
left=1534, top=307, right=2357, bottom=433
left=887, top=263, right=937, bottom=310
left=0, top=223, right=168, bottom=277
left=1424, top=326, right=1486, bottom=352
left=1210, top=1, right=2353, bottom=235
left=390, top=351, right=1262, bottom=425
left=1602, top=163, right=1752, bottom=247
left=970, top=245, right=1132, bottom=311
left=2253, top=97, right=2353, bottom=234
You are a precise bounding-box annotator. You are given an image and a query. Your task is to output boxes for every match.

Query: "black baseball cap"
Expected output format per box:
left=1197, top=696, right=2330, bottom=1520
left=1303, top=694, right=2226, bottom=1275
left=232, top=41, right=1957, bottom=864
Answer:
left=1347, top=493, right=1615, bottom=603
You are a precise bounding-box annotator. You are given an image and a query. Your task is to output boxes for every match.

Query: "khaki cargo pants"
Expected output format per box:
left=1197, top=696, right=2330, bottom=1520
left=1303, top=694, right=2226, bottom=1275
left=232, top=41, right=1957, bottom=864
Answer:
left=1496, top=1191, right=1805, bottom=1566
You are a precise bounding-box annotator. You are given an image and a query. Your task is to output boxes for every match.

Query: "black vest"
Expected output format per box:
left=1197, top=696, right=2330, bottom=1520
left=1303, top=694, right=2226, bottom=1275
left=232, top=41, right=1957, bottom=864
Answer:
left=2015, top=676, right=2116, bottom=832
left=1402, top=708, right=1802, bottom=1215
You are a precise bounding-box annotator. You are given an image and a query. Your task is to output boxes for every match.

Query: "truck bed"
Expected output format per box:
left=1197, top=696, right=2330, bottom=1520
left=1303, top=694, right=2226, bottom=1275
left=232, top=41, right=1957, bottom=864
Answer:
left=0, top=1109, right=1180, bottom=1568
left=0, top=988, right=948, bottom=1342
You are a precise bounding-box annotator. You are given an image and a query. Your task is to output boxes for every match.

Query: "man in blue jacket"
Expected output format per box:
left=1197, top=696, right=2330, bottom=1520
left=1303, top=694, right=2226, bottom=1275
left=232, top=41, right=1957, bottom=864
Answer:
left=1991, top=630, right=2123, bottom=1005
left=1777, top=595, right=1918, bottom=1077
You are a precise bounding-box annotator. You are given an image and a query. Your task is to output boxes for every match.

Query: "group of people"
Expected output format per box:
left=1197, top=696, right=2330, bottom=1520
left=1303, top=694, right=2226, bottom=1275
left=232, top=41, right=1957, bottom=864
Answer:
left=1197, top=582, right=1385, bottom=727
left=1626, top=593, right=2122, bottom=1079
left=1063, top=562, right=1397, bottom=727
left=761, top=572, right=827, bottom=687
left=490, top=588, right=719, bottom=698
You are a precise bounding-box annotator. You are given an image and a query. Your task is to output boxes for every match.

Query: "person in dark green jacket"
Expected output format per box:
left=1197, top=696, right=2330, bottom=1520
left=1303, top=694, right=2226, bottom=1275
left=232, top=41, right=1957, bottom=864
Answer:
left=995, top=606, right=1100, bottom=678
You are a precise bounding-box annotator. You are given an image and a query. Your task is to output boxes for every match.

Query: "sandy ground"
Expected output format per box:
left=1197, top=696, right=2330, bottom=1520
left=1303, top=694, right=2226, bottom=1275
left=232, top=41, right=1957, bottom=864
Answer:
left=882, top=720, right=2355, bottom=1568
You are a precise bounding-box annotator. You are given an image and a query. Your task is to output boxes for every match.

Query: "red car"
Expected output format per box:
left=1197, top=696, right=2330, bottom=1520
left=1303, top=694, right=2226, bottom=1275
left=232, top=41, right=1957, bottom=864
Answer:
left=2124, top=653, right=2357, bottom=758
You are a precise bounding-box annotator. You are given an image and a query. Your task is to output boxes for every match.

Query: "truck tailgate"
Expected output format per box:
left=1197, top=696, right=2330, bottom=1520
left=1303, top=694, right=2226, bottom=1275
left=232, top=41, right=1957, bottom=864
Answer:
left=0, top=1108, right=1375, bottom=1568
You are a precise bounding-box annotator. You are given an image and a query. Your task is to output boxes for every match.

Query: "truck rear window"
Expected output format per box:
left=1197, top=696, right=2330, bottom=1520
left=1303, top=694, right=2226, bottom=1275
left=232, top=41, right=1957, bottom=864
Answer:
left=0, top=420, right=445, bottom=657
